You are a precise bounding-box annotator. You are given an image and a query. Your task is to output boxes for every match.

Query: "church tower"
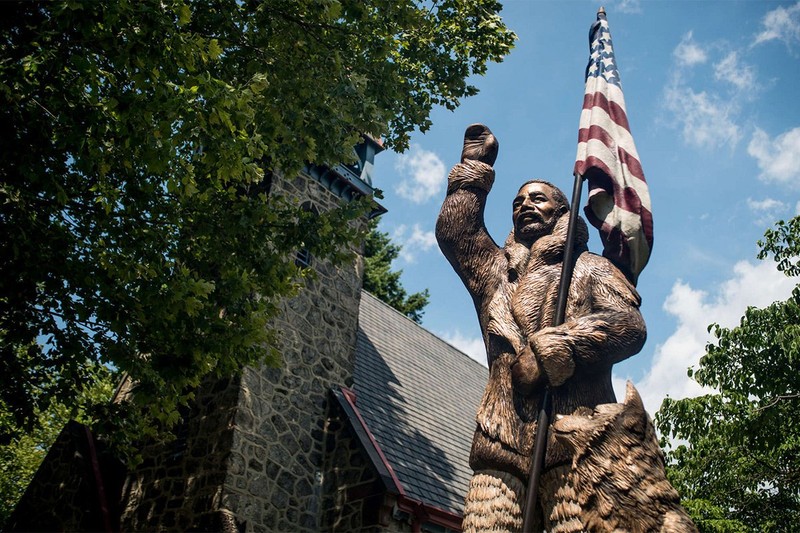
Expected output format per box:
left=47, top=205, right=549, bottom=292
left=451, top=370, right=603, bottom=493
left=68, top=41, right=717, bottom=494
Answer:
left=120, top=138, right=385, bottom=531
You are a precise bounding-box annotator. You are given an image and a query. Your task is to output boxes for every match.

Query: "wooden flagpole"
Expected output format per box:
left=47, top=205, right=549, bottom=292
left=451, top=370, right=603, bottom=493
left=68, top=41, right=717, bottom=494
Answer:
left=520, top=170, right=585, bottom=532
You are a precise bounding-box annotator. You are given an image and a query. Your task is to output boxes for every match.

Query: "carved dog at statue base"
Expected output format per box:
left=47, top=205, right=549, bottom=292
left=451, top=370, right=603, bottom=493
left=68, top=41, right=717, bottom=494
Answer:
left=546, top=382, right=698, bottom=533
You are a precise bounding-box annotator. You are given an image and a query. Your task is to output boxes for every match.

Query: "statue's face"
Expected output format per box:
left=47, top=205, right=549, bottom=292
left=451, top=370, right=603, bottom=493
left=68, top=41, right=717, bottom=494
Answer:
left=513, top=182, right=559, bottom=243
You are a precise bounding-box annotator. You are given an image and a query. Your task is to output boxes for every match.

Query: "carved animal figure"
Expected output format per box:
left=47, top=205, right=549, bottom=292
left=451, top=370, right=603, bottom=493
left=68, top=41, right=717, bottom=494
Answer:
left=548, top=382, right=697, bottom=532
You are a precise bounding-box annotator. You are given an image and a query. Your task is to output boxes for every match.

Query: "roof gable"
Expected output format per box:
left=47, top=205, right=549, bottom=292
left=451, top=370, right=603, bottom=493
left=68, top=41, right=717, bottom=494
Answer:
left=352, top=291, right=487, bottom=515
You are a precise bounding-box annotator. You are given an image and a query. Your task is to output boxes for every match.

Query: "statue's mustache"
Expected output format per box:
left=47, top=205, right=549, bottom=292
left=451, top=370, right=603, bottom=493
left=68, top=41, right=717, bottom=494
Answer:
left=517, top=209, right=543, bottom=223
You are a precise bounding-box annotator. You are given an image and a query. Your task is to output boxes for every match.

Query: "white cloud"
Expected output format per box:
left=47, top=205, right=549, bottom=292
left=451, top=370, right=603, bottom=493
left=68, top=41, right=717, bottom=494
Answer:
left=673, top=32, right=708, bottom=67
left=392, top=224, right=437, bottom=263
left=616, top=0, right=642, bottom=15
left=440, top=330, right=487, bottom=367
left=394, top=145, right=446, bottom=204
left=747, top=197, right=789, bottom=227
left=665, top=32, right=760, bottom=151
left=634, top=260, right=797, bottom=415
left=747, top=198, right=787, bottom=211
left=713, top=51, right=758, bottom=93
left=664, top=85, right=741, bottom=150
left=753, top=1, right=800, bottom=48
left=796, top=201, right=800, bottom=215
left=747, top=127, right=800, bottom=186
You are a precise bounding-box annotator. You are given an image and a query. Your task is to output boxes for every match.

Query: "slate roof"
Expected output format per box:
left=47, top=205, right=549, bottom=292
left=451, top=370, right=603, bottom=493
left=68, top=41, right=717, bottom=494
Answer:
left=351, top=291, right=488, bottom=515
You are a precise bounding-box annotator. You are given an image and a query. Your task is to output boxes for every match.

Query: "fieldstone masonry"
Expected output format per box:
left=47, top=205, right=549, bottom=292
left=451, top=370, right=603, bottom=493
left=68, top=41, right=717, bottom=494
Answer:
left=321, top=395, right=385, bottom=531
left=120, top=374, right=242, bottom=531
left=120, top=170, right=370, bottom=532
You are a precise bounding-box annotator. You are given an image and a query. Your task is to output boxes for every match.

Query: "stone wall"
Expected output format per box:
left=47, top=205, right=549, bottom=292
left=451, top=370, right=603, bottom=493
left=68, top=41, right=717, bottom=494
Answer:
left=120, top=170, right=367, bottom=532
left=219, top=171, right=366, bottom=532
left=321, top=392, right=385, bottom=532
left=120, top=376, right=242, bottom=531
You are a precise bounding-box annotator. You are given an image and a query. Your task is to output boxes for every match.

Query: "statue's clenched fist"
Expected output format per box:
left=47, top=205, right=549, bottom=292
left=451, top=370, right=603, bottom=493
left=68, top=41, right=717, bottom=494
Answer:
left=512, top=327, right=576, bottom=394
left=531, top=327, right=575, bottom=387
left=511, top=343, right=543, bottom=395
left=461, top=123, right=498, bottom=167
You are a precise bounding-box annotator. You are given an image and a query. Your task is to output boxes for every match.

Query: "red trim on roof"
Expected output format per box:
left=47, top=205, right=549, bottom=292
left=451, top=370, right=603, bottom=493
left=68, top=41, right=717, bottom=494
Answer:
left=339, top=387, right=463, bottom=532
left=340, top=387, right=405, bottom=495
left=397, top=495, right=464, bottom=532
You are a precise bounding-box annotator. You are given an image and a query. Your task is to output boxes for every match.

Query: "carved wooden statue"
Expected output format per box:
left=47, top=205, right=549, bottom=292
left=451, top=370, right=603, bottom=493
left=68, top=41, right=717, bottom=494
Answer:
left=549, top=382, right=697, bottom=532
left=436, top=124, right=693, bottom=531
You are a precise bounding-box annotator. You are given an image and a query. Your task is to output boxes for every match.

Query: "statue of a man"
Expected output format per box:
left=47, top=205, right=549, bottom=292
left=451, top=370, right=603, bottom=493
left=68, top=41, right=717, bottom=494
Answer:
left=436, top=124, right=647, bottom=531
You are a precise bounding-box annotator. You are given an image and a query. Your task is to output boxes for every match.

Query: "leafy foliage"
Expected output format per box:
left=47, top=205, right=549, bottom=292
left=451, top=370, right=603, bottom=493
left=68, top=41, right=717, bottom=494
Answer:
left=0, top=0, right=514, bottom=456
left=759, top=216, right=800, bottom=277
left=656, top=216, right=800, bottom=532
left=0, top=359, right=115, bottom=525
left=363, top=219, right=429, bottom=323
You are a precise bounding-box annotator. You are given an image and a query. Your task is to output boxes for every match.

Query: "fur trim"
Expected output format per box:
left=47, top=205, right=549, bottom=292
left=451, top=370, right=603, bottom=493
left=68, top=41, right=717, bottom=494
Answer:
left=504, top=211, right=589, bottom=278
left=463, top=470, right=526, bottom=533
left=447, top=160, right=496, bottom=194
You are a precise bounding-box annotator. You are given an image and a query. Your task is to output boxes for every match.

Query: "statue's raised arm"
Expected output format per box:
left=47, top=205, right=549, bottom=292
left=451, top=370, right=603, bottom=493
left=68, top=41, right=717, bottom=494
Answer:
left=435, top=124, right=503, bottom=308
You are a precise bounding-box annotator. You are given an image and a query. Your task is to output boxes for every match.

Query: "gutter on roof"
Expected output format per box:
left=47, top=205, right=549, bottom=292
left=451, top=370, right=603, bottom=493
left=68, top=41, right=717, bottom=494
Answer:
left=332, top=386, right=464, bottom=532
left=395, top=495, right=464, bottom=532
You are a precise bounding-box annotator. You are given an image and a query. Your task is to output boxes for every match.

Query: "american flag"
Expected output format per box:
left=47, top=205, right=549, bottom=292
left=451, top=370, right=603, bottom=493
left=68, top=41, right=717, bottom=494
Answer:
left=574, top=8, right=653, bottom=286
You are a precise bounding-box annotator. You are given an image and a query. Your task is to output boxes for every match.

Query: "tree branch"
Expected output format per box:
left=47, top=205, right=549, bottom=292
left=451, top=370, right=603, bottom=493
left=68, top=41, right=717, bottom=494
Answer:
left=756, top=393, right=800, bottom=413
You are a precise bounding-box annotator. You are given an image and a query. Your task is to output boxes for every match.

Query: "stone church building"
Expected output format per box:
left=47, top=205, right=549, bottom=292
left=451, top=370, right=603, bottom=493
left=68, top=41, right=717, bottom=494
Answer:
left=6, top=139, right=488, bottom=532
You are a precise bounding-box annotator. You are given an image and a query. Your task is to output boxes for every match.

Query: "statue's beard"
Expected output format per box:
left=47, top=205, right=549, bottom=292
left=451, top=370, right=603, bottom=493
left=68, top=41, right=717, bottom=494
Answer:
left=515, top=216, right=556, bottom=245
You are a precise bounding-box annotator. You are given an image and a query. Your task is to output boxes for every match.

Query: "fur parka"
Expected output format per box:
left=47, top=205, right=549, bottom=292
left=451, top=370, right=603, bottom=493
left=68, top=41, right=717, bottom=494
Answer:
left=436, top=159, right=647, bottom=480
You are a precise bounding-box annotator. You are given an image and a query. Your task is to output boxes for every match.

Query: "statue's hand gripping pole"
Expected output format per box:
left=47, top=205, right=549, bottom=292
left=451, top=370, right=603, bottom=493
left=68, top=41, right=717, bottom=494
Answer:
left=521, top=171, right=585, bottom=532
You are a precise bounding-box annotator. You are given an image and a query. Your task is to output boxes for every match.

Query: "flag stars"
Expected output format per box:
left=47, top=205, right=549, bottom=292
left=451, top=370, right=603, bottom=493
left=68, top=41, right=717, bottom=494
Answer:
left=587, top=52, right=621, bottom=86
left=585, top=21, right=621, bottom=86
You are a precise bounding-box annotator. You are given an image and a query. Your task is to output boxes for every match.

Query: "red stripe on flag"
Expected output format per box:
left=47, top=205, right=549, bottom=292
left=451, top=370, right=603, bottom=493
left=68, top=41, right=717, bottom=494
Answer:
left=576, top=125, right=645, bottom=182
left=641, top=202, right=654, bottom=246
left=581, top=92, right=630, bottom=132
left=584, top=206, right=653, bottom=282
left=594, top=223, right=634, bottom=275
left=591, top=209, right=655, bottom=275
left=582, top=155, right=645, bottom=213
left=582, top=162, right=654, bottom=248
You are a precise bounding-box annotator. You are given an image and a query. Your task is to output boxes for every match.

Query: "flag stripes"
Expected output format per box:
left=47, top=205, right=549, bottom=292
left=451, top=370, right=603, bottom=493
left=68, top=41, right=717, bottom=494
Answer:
left=574, top=9, right=653, bottom=285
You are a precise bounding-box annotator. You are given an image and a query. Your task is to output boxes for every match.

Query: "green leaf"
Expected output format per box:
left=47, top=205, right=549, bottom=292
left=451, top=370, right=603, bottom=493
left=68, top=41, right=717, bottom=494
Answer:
left=176, top=4, right=191, bottom=26
left=0, top=0, right=512, bottom=470
left=208, top=39, right=223, bottom=60
left=657, top=216, right=800, bottom=529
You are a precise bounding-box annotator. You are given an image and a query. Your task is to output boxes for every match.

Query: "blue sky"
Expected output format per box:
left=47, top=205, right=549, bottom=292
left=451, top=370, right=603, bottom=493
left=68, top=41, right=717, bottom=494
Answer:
left=370, top=0, right=800, bottom=415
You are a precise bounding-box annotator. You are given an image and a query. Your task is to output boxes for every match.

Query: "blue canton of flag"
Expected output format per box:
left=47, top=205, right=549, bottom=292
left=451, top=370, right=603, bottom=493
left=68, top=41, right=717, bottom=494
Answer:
left=587, top=21, right=621, bottom=86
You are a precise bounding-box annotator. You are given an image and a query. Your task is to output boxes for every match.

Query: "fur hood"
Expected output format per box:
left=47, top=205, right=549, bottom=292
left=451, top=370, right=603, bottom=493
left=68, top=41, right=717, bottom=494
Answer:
left=503, top=211, right=590, bottom=277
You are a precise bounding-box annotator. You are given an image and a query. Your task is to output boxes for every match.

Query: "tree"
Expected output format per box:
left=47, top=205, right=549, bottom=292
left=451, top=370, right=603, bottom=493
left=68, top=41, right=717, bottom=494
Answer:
left=363, top=219, right=429, bottom=323
left=656, top=216, right=800, bottom=532
left=0, top=354, right=115, bottom=525
left=0, top=0, right=515, bottom=454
